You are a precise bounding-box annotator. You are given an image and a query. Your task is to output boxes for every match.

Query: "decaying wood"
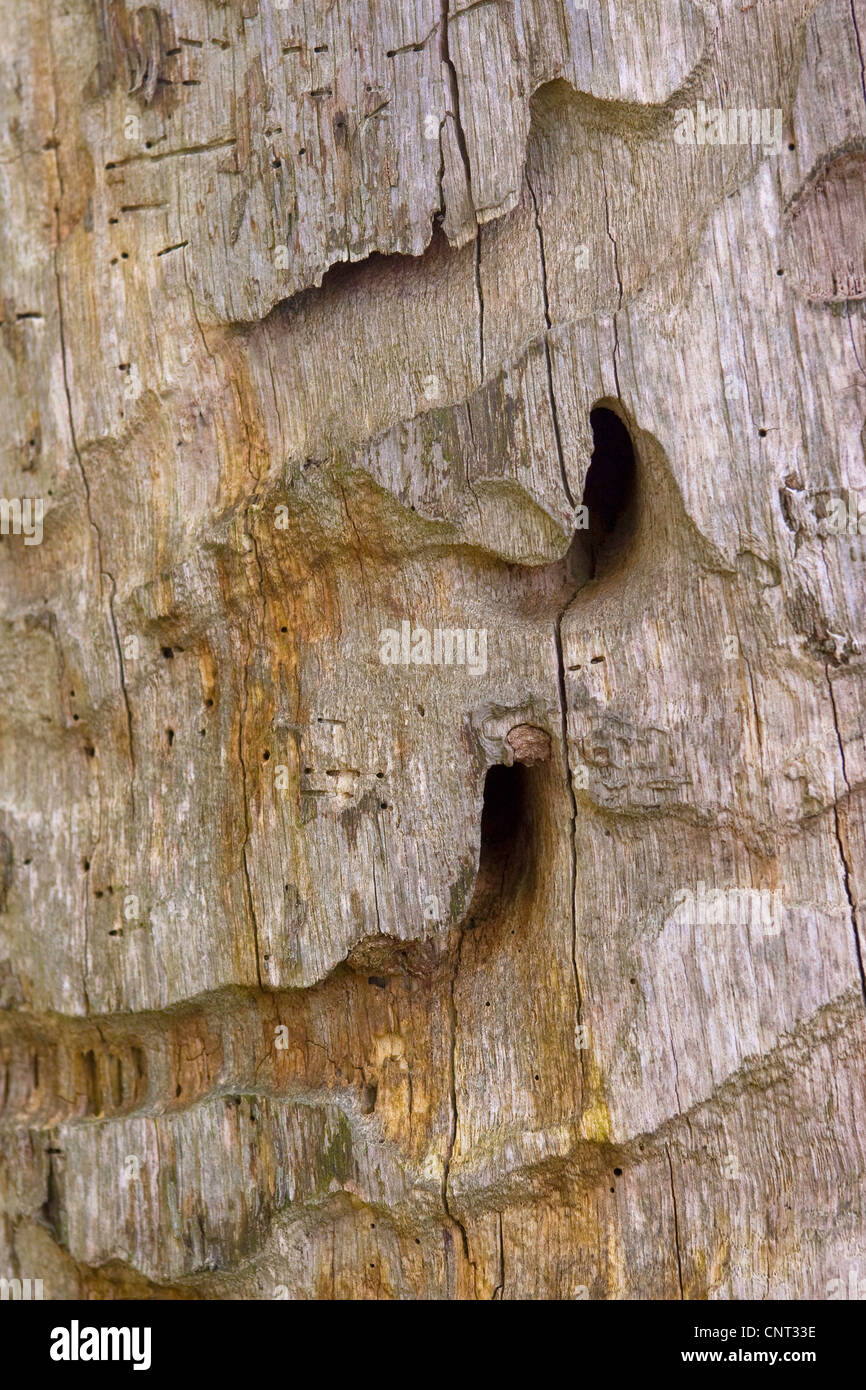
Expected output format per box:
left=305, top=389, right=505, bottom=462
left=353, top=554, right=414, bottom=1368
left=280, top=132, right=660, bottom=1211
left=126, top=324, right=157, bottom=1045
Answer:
left=1, top=0, right=865, bottom=1299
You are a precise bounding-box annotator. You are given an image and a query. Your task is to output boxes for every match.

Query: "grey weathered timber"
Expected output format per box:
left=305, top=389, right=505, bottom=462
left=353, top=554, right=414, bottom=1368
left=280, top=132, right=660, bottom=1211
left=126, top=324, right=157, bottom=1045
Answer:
left=0, top=0, right=865, bottom=1299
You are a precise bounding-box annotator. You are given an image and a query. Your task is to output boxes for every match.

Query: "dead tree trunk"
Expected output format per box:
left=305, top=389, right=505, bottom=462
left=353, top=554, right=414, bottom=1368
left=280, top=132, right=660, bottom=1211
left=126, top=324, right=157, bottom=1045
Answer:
left=1, top=0, right=865, bottom=1299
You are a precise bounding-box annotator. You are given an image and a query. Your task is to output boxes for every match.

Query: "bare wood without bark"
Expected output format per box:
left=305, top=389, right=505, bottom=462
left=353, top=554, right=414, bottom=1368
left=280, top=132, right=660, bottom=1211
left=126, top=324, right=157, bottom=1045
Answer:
left=1, top=0, right=865, bottom=1299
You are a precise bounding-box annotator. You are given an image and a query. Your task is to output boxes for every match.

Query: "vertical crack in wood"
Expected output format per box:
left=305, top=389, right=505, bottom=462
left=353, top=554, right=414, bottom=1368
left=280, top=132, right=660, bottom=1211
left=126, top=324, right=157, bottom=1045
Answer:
left=525, top=168, right=575, bottom=509
left=492, top=1209, right=504, bottom=1300
left=440, top=0, right=486, bottom=384
left=239, top=505, right=265, bottom=991
left=47, top=26, right=133, bottom=1013
left=601, top=165, right=623, bottom=399
left=442, top=921, right=475, bottom=1294
left=665, top=1142, right=685, bottom=1300
left=554, top=614, right=584, bottom=1095
left=440, top=0, right=472, bottom=186
left=474, top=224, right=485, bottom=382
left=51, top=31, right=137, bottom=829
left=826, top=667, right=866, bottom=1007
left=850, top=0, right=866, bottom=109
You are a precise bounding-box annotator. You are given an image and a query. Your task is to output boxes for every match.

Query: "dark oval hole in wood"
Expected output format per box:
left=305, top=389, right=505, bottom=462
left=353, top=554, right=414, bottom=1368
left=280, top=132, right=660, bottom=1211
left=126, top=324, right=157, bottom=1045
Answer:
left=581, top=406, right=639, bottom=578
left=466, top=762, right=540, bottom=928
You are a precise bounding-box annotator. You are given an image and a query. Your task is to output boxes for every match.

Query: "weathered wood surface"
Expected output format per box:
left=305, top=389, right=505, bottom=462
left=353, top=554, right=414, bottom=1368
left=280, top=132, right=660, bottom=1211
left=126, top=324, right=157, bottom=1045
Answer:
left=1, top=0, right=865, bottom=1298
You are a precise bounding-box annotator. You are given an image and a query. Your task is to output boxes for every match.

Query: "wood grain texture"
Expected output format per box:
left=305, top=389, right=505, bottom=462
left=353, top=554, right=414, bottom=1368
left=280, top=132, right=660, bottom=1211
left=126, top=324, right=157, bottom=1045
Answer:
left=1, top=0, right=865, bottom=1299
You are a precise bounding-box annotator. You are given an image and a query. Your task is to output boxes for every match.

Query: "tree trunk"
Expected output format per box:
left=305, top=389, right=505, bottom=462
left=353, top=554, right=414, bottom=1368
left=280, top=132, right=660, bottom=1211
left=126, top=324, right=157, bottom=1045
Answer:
left=1, top=0, right=865, bottom=1300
